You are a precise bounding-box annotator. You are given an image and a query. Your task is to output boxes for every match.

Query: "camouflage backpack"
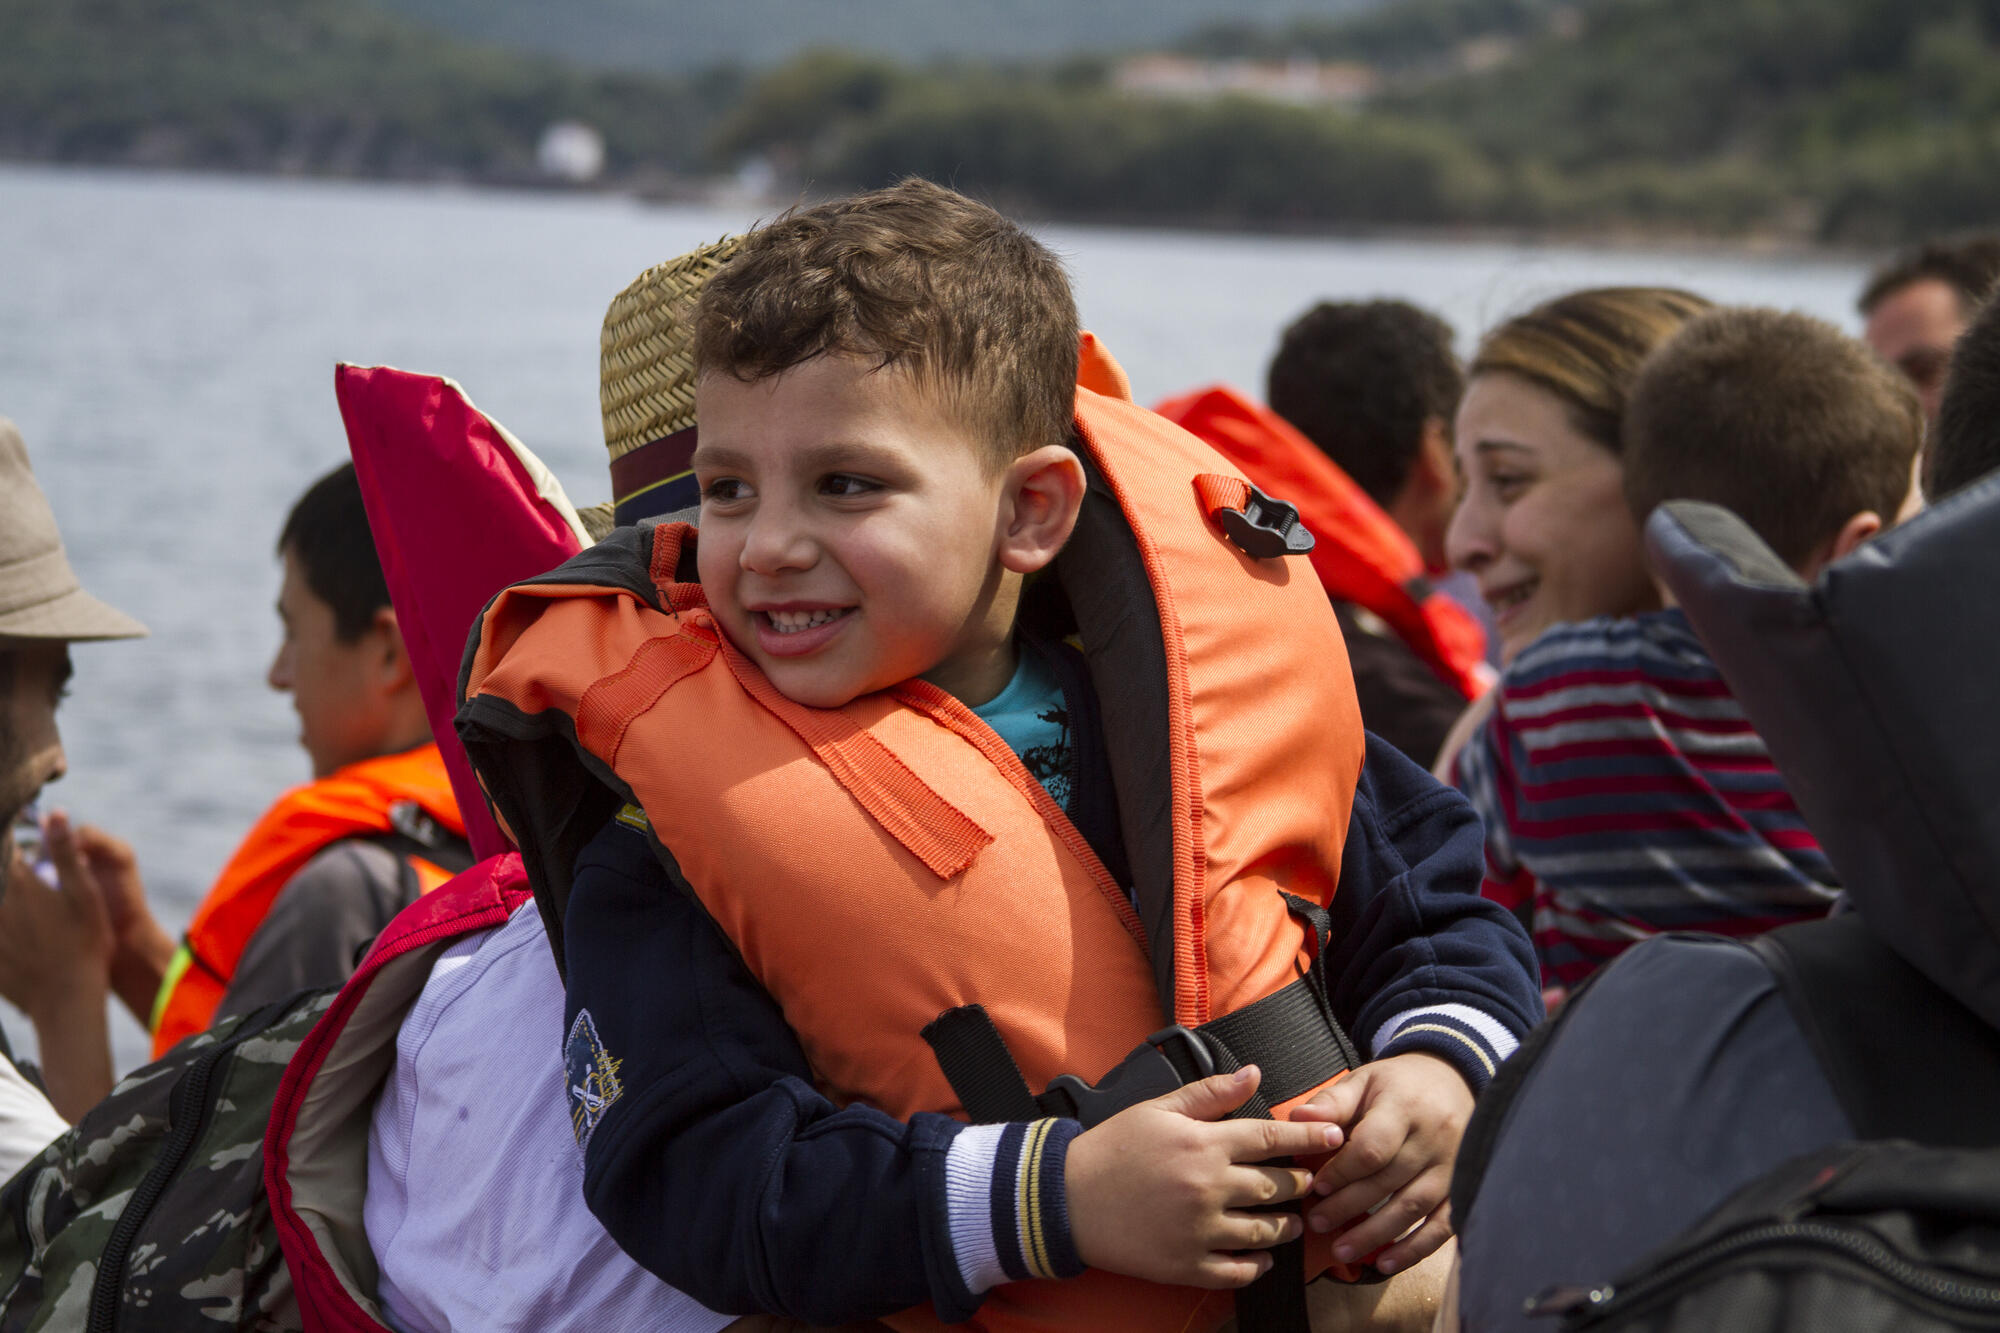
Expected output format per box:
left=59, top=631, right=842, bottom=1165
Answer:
left=0, top=992, right=332, bottom=1332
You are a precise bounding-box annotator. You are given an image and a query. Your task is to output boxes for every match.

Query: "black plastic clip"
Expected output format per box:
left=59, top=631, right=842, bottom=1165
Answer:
left=1218, top=484, right=1316, bottom=559
left=1044, top=1025, right=1218, bottom=1128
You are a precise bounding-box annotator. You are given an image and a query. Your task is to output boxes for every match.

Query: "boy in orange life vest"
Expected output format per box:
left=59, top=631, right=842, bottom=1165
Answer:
left=21, top=464, right=473, bottom=1062
left=461, top=182, right=1538, bottom=1329
left=145, top=462, right=472, bottom=1054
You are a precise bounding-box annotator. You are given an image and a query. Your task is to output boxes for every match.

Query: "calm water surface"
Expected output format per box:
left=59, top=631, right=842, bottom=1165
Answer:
left=0, top=163, right=1868, bottom=1068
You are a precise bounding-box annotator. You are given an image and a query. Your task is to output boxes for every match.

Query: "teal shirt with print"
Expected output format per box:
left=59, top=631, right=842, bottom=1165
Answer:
left=971, top=643, right=1073, bottom=812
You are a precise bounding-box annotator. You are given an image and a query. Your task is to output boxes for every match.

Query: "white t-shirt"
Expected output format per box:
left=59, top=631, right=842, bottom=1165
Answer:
left=0, top=1048, right=64, bottom=1180
left=364, top=900, right=732, bottom=1333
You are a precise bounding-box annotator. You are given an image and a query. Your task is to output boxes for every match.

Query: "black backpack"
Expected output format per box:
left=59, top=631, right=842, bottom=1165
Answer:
left=1456, top=913, right=2000, bottom=1331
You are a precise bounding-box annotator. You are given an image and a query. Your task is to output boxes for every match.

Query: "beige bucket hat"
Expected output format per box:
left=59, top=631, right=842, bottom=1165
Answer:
left=0, top=419, right=146, bottom=641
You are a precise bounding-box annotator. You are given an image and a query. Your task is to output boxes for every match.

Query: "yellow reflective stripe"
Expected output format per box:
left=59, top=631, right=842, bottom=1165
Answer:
left=1017, top=1118, right=1056, bottom=1279
left=150, top=943, right=194, bottom=1034
left=1392, top=1023, right=1495, bottom=1079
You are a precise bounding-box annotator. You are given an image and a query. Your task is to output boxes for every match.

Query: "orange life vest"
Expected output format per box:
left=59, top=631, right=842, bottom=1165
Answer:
left=1154, top=385, right=1493, bottom=701
left=149, top=743, right=466, bottom=1058
left=459, top=386, right=1368, bottom=1332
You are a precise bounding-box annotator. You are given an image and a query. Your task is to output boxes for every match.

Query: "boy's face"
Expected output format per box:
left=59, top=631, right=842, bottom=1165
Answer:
left=268, top=549, right=394, bottom=778
left=693, top=356, right=1020, bottom=710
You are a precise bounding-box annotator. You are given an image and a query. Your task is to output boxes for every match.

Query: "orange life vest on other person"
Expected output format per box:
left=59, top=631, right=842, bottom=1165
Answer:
left=460, top=386, right=1368, bottom=1333
left=1154, top=384, right=1493, bottom=701
left=149, top=743, right=466, bottom=1058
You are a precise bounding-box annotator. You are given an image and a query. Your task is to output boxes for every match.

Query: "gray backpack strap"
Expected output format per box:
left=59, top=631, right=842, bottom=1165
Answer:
left=1750, top=913, right=2000, bottom=1147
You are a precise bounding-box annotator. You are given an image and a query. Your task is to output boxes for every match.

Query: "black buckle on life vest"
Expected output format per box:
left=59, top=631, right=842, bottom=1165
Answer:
left=1043, top=1025, right=1218, bottom=1129
left=1219, top=484, right=1316, bottom=560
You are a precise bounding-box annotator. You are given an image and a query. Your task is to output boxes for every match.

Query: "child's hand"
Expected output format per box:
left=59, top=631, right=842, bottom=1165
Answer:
left=1065, top=1065, right=1341, bottom=1289
left=1290, top=1052, right=1475, bottom=1275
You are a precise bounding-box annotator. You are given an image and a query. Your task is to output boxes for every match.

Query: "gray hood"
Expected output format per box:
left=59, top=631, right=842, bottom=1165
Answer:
left=1645, top=476, right=2000, bottom=1032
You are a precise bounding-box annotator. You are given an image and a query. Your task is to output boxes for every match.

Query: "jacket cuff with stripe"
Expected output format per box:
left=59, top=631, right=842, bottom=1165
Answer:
left=1370, top=1003, right=1521, bottom=1093
left=941, top=1119, right=1087, bottom=1301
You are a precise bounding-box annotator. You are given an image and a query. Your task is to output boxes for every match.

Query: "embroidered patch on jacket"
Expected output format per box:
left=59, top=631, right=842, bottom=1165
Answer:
left=566, top=1009, right=625, bottom=1148
left=613, top=803, right=651, bottom=835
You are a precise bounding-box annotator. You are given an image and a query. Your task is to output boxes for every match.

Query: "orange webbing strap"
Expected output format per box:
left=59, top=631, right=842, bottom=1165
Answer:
left=575, top=626, right=720, bottom=770
left=717, top=641, right=993, bottom=881
left=1193, top=473, right=1254, bottom=520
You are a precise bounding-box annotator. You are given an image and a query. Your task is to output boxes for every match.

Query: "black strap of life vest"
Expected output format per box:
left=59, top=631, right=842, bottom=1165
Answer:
left=1750, top=912, right=2000, bottom=1147
left=917, top=1006, right=1044, bottom=1124
left=925, top=895, right=1356, bottom=1128
left=922, top=896, right=1355, bottom=1333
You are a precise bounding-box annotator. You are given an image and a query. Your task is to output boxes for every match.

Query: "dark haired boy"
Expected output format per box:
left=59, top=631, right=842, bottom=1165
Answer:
left=1454, top=307, right=1921, bottom=990
left=462, top=181, right=1538, bottom=1330
left=1267, top=299, right=1475, bottom=764
left=182, top=463, right=472, bottom=1030
left=1268, top=300, right=1462, bottom=562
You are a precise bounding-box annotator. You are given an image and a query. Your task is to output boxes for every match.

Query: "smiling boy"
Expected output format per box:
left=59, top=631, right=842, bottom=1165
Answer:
left=460, top=182, right=1538, bottom=1331
left=694, top=351, right=1077, bottom=711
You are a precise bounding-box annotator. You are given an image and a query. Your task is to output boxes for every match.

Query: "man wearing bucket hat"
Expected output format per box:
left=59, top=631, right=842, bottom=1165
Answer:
left=0, top=417, right=145, bottom=1147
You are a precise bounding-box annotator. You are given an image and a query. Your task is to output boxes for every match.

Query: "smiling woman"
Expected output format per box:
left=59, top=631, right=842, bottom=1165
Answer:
left=1445, top=287, right=1714, bottom=665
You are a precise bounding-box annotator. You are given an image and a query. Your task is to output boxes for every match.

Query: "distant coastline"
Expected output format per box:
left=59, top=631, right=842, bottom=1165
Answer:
left=0, top=157, right=1872, bottom=263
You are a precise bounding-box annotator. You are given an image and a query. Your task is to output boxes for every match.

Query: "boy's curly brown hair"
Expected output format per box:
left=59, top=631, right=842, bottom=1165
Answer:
left=695, top=178, right=1080, bottom=470
left=1624, top=307, right=1921, bottom=566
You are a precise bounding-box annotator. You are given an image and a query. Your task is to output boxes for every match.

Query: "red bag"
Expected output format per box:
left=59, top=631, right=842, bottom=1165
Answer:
left=336, top=365, right=591, bottom=862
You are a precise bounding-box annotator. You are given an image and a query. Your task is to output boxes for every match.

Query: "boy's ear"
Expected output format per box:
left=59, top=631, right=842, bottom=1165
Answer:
left=997, top=445, right=1086, bottom=576
left=1410, top=419, right=1456, bottom=499
left=1828, top=510, right=1883, bottom=562
left=1798, top=510, right=1884, bottom=580
left=369, top=606, right=416, bottom=692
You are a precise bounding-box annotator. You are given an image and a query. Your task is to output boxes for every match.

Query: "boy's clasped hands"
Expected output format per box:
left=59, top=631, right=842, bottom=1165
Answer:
left=1065, top=1050, right=1474, bottom=1289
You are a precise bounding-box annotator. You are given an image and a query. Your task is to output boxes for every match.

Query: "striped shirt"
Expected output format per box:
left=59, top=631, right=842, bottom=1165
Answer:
left=1454, top=610, right=1838, bottom=988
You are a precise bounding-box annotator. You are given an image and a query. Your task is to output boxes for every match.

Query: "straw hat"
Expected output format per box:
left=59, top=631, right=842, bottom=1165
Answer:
left=598, top=234, right=744, bottom=528
left=0, top=419, right=146, bottom=641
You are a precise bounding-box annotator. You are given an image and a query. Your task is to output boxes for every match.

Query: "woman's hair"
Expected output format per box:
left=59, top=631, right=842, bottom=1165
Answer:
left=1469, top=287, right=1714, bottom=452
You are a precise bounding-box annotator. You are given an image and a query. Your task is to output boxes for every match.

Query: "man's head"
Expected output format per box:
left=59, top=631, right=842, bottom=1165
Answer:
left=1266, top=300, right=1463, bottom=568
left=0, top=420, right=144, bottom=889
left=690, top=179, right=1085, bottom=709
left=1859, top=233, right=2000, bottom=423
left=270, top=463, right=430, bottom=778
left=1624, top=307, right=1922, bottom=576
left=1929, top=287, right=2000, bottom=502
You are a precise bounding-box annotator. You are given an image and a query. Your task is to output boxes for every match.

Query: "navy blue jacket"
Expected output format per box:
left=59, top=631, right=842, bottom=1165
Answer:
left=562, top=733, right=1539, bottom=1324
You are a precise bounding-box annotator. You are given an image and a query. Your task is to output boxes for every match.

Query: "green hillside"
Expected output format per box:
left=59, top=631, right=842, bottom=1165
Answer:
left=701, top=0, right=2000, bottom=241
left=1386, top=0, right=2000, bottom=239
left=368, top=0, right=1381, bottom=74
left=0, top=0, right=732, bottom=177
left=5, top=0, right=1998, bottom=242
